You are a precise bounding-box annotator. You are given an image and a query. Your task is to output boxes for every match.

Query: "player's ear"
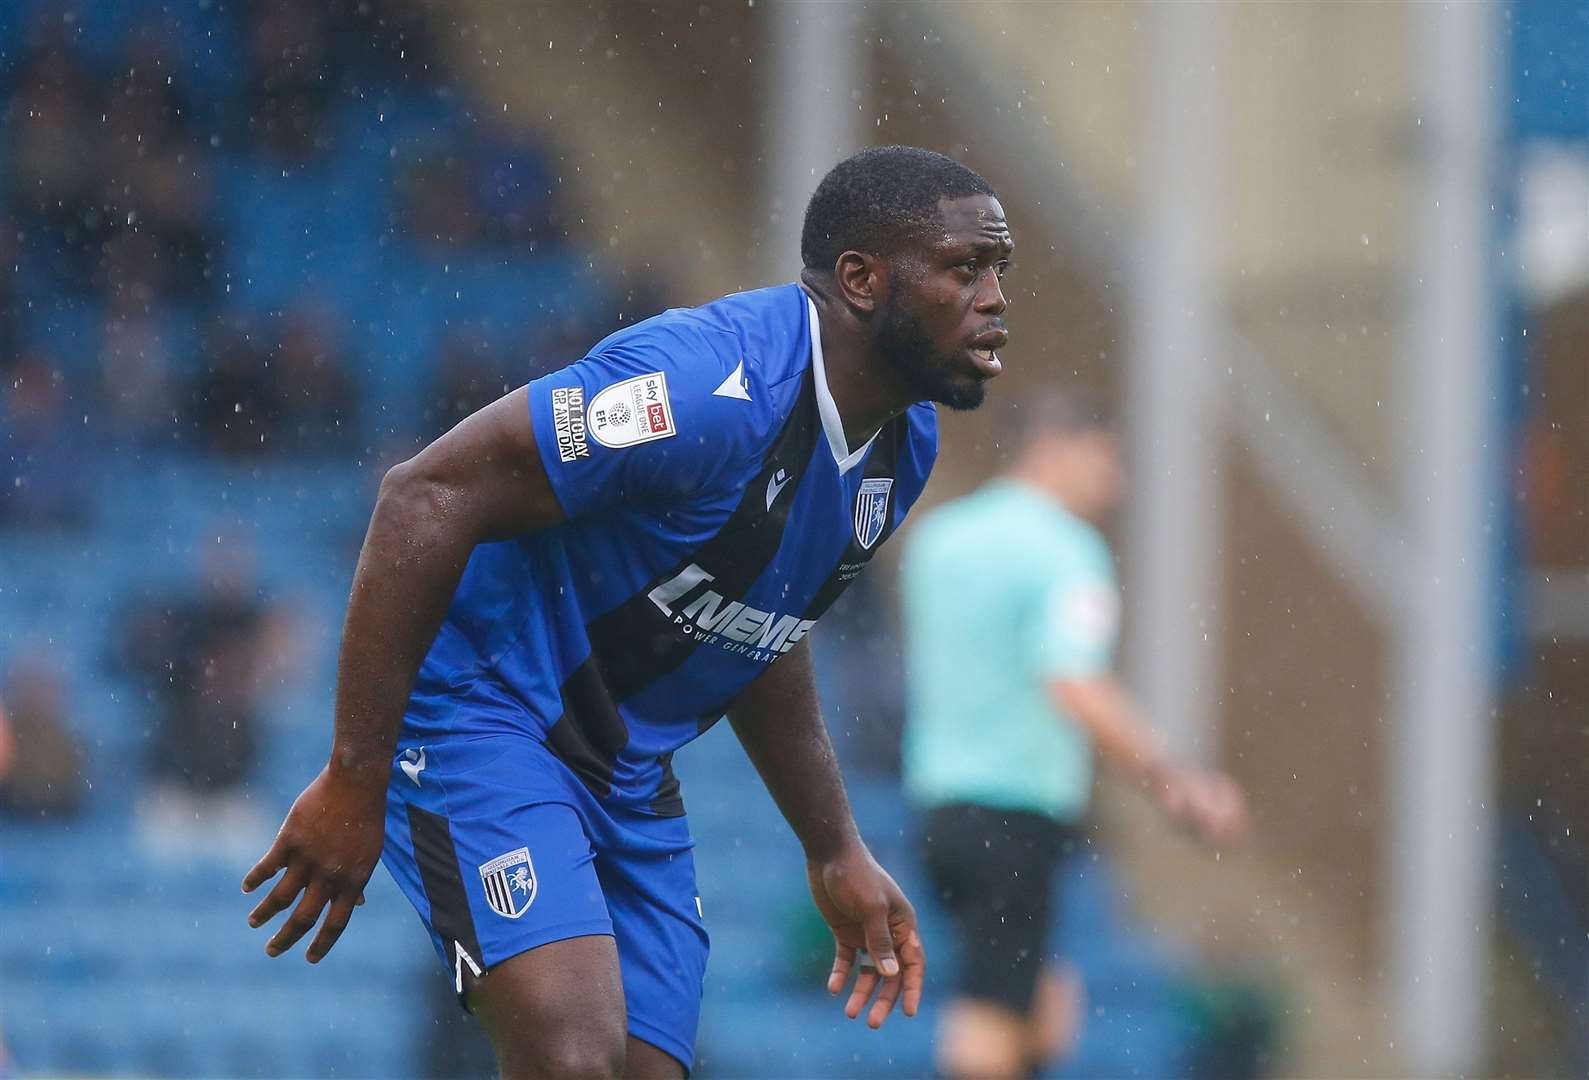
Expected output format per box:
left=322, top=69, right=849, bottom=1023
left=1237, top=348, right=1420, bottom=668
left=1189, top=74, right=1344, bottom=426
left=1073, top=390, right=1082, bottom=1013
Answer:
left=834, top=250, right=884, bottom=316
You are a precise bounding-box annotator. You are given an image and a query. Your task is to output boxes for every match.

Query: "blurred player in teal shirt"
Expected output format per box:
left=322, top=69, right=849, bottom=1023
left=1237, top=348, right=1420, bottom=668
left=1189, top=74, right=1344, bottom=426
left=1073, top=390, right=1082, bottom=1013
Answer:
left=901, top=392, right=1247, bottom=1080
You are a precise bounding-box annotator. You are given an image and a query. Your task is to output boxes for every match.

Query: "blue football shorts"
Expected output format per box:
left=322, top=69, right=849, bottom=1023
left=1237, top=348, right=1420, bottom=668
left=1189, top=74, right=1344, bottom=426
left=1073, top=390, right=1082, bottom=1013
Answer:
left=380, top=730, right=709, bottom=1071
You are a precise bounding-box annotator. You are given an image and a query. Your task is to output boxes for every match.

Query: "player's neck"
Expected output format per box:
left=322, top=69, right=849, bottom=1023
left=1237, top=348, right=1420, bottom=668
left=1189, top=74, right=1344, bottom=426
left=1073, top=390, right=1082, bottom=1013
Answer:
left=825, top=353, right=910, bottom=449
left=1006, top=465, right=1088, bottom=520
left=805, top=289, right=916, bottom=449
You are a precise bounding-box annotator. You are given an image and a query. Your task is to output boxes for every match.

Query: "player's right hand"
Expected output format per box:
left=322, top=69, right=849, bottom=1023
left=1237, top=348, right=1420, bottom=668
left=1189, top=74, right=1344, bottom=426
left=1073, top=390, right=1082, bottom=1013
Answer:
left=242, top=763, right=387, bottom=963
left=807, top=844, right=927, bottom=1030
left=1158, top=767, right=1248, bottom=847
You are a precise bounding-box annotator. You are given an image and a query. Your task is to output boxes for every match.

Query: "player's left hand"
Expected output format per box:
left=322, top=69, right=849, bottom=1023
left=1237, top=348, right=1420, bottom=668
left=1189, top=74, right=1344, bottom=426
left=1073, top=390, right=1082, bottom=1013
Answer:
left=807, top=843, right=926, bottom=1029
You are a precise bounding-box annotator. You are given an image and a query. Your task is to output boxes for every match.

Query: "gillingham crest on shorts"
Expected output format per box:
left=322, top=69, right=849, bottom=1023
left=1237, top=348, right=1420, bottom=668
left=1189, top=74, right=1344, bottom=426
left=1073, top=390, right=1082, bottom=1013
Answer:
left=854, top=477, right=894, bottom=550
left=479, top=847, right=537, bottom=919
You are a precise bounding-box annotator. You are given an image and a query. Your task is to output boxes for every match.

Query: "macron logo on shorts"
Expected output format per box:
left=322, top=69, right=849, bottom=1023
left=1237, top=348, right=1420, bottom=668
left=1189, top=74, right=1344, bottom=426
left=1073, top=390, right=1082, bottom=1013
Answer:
left=399, top=747, right=427, bottom=786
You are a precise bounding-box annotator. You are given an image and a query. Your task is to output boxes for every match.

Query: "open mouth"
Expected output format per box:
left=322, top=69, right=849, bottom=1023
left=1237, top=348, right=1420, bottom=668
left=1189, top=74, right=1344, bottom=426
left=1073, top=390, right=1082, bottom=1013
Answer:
left=969, top=346, right=1002, bottom=375
left=968, top=331, right=1007, bottom=377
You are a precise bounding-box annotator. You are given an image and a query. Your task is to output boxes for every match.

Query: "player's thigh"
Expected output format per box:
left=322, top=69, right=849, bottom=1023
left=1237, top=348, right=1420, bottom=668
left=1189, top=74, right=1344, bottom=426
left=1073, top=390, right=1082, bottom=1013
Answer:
left=625, top=1035, right=685, bottom=1080
left=467, top=935, right=627, bottom=1080
left=382, top=735, right=616, bottom=969
left=594, top=812, right=709, bottom=1076
left=1026, top=963, right=1084, bottom=1065
left=921, top=803, right=1059, bottom=1013
left=382, top=736, right=625, bottom=1072
left=937, top=997, right=1029, bottom=1080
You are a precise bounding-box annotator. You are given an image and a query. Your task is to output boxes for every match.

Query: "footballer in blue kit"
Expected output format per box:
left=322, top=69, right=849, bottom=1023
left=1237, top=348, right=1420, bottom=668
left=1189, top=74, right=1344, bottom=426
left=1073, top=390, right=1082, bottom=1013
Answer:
left=245, top=146, right=1014, bottom=1080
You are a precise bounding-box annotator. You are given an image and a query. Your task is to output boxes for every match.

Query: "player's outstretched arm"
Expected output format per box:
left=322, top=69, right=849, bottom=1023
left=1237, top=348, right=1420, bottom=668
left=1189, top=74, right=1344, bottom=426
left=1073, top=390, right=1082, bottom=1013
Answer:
left=1051, top=674, right=1248, bottom=845
left=244, top=387, right=565, bottom=962
left=726, top=641, right=925, bottom=1029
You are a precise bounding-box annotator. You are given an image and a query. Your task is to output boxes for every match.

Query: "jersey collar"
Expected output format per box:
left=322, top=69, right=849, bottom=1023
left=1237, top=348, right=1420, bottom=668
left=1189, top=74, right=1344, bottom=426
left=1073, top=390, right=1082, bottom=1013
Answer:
left=807, top=295, right=877, bottom=475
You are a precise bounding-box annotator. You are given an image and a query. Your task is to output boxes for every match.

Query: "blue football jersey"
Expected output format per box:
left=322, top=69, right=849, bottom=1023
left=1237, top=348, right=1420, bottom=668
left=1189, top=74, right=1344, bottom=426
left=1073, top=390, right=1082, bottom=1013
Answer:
left=403, top=284, right=938, bottom=814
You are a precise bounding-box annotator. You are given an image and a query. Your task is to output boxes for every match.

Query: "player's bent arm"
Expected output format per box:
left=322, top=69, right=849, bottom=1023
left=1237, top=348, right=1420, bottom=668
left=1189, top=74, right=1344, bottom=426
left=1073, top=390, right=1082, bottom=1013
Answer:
left=1047, top=674, right=1172, bottom=788
left=1050, top=674, right=1249, bottom=844
left=726, top=640, right=862, bottom=861
left=727, top=641, right=925, bottom=1027
left=244, top=388, right=563, bottom=962
left=331, top=387, right=564, bottom=778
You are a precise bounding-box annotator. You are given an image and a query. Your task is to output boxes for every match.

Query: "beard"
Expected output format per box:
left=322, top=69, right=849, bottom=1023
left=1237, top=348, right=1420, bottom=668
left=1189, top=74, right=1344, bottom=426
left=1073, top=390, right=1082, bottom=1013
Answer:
left=876, top=292, right=987, bottom=411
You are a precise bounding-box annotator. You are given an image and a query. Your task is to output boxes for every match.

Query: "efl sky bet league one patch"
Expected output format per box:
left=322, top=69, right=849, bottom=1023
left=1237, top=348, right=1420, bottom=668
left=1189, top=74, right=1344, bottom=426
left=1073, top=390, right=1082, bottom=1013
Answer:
left=588, top=372, right=676, bottom=449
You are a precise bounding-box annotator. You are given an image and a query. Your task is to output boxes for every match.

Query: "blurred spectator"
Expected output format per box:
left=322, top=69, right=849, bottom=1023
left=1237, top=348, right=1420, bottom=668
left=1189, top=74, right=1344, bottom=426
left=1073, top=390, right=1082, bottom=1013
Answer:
left=0, top=699, right=10, bottom=782
left=473, top=127, right=563, bottom=251
left=332, top=0, right=445, bottom=93
left=0, top=215, right=22, bottom=378
left=93, top=39, right=216, bottom=304
left=525, top=299, right=606, bottom=375
left=0, top=655, right=87, bottom=820
left=605, top=273, right=670, bottom=329
left=185, top=306, right=358, bottom=456
left=96, top=278, right=180, bottom=446
left=900, top=391, right=1249, bottom=1080
left=113, top=535, right=299, bottom=860
left=268, top=302, right=357, bottom=452
left=397, top=145, right=485, bottom=253
left=0, top=354, right=93, bottom=532
left=422, top=329, right=511, bottom=435
left=185, top=315, right=276, bottom=457
left=397, top=131, right=562, bottom=255
left=241, top=0, right=336, bottom=163
left=3, top=29, right=101, bottom=292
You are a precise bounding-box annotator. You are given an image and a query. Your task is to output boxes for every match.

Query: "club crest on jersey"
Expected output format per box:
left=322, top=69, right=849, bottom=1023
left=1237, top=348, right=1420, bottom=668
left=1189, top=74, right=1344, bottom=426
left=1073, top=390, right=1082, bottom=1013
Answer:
left=854, top=478, right=894, bottom=550
left=588, top=372, right=676, bottom=449
left=479, top=847, right=537, bottom=919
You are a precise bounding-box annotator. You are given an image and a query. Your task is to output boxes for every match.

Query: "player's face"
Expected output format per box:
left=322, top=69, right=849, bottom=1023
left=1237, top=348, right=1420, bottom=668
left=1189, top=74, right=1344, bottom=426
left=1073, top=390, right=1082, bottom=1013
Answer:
left=877, top=194, right=1012, bottom=411
left=1072, top=429, right=1125, bottom=518
left=1044, top=428, right=1125, bottom=521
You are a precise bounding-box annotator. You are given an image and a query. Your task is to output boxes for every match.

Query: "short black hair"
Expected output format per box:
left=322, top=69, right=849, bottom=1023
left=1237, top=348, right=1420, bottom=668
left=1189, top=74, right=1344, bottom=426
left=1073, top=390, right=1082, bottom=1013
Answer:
left=1012, top=388, right=1113, bottom=447
left=800, top=146, right=997, bottom=271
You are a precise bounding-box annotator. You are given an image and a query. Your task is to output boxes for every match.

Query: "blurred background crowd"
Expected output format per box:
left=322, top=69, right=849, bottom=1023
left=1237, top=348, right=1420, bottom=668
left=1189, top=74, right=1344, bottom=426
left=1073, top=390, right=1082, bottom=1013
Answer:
left=0, top=2, right=1584, bottom=1078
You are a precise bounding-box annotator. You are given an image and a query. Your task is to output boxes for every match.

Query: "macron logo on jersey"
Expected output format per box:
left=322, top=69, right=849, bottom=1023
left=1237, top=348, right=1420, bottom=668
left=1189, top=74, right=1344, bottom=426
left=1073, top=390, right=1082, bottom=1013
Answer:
left=647, top=563, right=815, bottom=660
left=712, top=360, right=751, bottom=401
left=765, top=468, right=791, bottom=511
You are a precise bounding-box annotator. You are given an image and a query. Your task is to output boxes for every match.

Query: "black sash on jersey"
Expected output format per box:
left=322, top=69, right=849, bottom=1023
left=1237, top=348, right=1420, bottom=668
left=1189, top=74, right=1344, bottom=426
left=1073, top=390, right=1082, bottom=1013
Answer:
left=546, top=378, right=914, bottom=814
left=676, top=414, right=910, bottom=758
left=545, top=372, right=821, bottom=803
left=798, top=413, right=907, bottom=623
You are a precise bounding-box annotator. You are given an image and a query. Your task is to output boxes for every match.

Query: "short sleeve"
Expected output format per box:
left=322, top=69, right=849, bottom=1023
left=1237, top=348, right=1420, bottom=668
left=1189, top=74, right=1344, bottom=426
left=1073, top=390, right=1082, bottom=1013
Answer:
left=1032, top=552, right=1120, bottom=681
left=526, top=318, right=754, bottom=519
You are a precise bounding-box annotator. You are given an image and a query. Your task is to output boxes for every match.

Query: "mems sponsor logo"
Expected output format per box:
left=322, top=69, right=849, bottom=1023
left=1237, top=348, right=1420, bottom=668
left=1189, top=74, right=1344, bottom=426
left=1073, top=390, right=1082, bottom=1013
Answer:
left=550, top=386, right=588, bottom=462
left=646, top=563, right=815, bottom=662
